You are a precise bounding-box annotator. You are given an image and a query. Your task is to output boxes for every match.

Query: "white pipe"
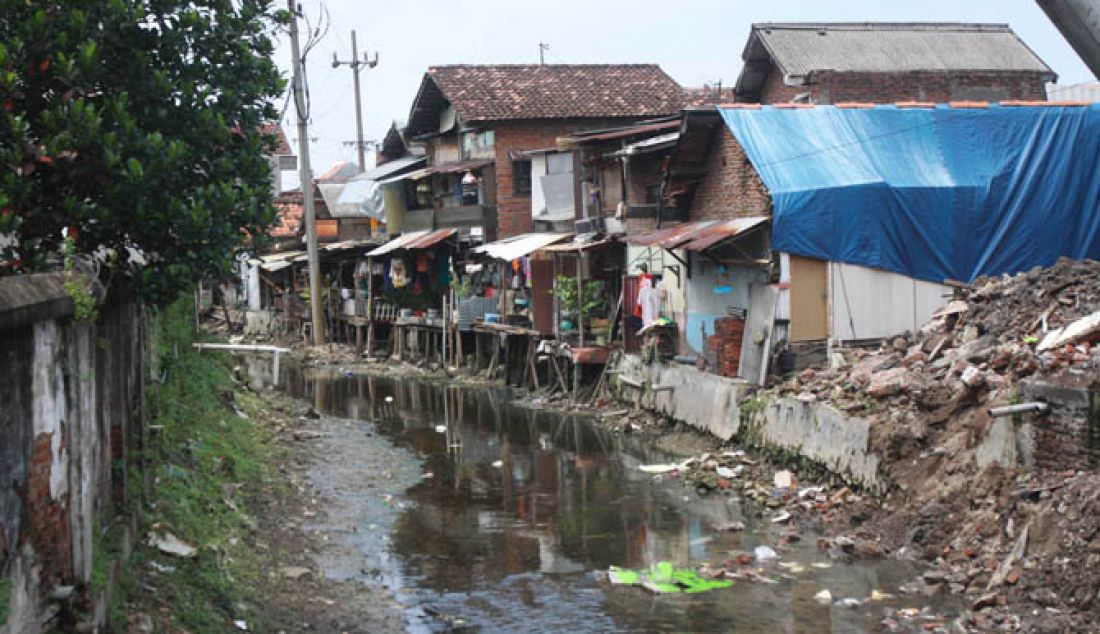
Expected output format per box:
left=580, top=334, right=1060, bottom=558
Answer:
left=192, top=343, right=291, bottom=353
left=988, top=402, right=1050, bottom=418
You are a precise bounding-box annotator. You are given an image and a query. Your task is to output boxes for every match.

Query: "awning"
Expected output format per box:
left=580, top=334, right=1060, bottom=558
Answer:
left=366, top=229, right=457, bottom=257
left=332, top=155, right=426, bottom=219
left=540, top=236, right=617, bottom=254
left=473, top=233, right=571, bottom=261
left=625, top=217, right=769, bottom=251
left=379, top=158, right=493, bottom=184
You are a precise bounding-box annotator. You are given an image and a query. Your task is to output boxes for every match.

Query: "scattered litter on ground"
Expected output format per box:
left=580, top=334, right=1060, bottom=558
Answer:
left=282, top=566, right=312, bottom=580
left=147, top=529, right=197, bottom=558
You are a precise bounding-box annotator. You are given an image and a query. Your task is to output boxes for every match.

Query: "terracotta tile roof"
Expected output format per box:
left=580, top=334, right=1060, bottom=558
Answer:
left=260, top=123, right=293, bottom=155
left=683, top=86, right=735, bottom=108
left=407, top=64, right=683, bottom=135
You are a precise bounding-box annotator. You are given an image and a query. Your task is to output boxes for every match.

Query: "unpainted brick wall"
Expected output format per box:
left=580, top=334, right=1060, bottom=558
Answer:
left=688, top=130, right=771, bottom=222
left=756, top=63, right=1050, bottom=105
left=1023, top=380, right=1100, bottom=471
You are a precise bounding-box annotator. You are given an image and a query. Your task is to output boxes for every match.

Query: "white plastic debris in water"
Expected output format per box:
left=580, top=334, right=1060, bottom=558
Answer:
left=434, top=425, right=447, bottom=433
left=638, top=463, right=679, bottom=474
left=491, top=460, right=504, bottom=468
left=834, top=597, right=863, bottom=608
left=754, top=545, right=778, bottom=561
left=233, top=620, right=248, bottom=631
left=773, top=470, right=793, bottom=489
left=814, top=589, right=833, bottom=604
left=870, top=589, right=896, bottom=601
left=715, top=466, right=740, bottom=479
left=385, top=396, right=394, bottom=403
left=770, top=510, right=791, bottom=524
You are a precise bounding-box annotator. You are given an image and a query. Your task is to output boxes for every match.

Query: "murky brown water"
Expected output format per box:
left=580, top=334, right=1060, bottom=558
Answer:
left=281, top=367, right=954, bottom=633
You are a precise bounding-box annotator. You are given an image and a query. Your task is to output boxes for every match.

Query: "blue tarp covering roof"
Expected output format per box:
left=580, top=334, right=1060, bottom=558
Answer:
left=719, top=104, right=1100, bottom=283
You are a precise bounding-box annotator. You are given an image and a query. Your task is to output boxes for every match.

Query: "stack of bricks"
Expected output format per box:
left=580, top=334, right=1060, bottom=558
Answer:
left=708, top=316, right=745, bottom=378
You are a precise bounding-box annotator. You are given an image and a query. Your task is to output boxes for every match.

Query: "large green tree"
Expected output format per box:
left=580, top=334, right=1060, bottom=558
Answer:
left=0, top=0, right=285, bottom=303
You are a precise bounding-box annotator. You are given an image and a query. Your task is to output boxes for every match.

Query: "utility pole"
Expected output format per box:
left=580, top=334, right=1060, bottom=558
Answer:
left=287, top=0, right=325, bottom=345
left=539, top=41, right=549, bottom=66
left=333, top=30, right=378, bottom=172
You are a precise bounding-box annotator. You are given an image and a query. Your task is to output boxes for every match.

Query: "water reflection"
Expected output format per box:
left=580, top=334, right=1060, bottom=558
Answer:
left=284, top=368, right=943, bottom=633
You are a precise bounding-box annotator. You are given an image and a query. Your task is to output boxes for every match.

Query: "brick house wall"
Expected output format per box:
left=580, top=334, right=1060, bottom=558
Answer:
left=756, top=63, right=1050, bottom=104
left=688, top=129, right=772, bottom=222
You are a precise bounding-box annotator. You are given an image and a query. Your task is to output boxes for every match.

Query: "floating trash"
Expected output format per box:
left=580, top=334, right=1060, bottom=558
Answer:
left=754, top=545, right=778, bottom=561
left=814, top=589, right=833, bottom=604
left=491, top=460, right=504, bottom=468
left=608, top=561, right=733, bottom=594
left=434, top=425, right=447, bottom=433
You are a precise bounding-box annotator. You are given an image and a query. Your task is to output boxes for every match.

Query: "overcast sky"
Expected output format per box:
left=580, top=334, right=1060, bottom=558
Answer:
left=274, top=0, right=1096, bottom=187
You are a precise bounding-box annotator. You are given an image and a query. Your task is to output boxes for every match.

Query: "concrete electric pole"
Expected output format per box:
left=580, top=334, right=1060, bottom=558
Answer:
left=287, top=0, right=325, bottom=345
left=332, top=30, right=378, bottom=172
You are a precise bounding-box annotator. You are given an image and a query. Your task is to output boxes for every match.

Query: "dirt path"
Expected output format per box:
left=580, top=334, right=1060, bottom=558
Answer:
left=244, top=390, right=412, bottom=633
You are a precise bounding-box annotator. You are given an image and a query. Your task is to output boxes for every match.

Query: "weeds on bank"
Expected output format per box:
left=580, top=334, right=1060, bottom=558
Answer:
left=118, top=297, right=281, bottom=631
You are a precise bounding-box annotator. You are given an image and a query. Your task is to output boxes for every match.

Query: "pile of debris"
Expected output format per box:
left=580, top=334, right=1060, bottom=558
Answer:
left=765, top=258, right=1100, bottom=630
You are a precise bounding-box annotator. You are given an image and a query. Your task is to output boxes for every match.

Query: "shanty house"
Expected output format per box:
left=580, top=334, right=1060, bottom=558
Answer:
left=390, top=64, right=684, bottom=240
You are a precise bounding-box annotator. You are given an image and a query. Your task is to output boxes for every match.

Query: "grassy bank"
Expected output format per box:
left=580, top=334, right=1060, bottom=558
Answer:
left=111, top=297, right=285, bottom=631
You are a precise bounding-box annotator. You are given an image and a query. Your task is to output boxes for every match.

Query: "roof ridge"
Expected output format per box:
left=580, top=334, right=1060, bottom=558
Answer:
left=751, top=22, right=1013, bottom=30
left=428, top=63, right=663, bottom=69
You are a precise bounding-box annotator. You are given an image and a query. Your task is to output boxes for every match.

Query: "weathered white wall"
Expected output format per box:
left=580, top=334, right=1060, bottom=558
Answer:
left=829, top=262, right=951, bottom=341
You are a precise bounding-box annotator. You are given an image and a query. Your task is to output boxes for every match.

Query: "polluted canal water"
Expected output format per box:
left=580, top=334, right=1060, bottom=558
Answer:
left=280, top=367, right=955, bottom=632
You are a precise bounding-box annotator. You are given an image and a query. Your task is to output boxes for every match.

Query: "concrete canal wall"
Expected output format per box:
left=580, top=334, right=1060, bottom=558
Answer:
left=613, top=354, right=887, bottom=492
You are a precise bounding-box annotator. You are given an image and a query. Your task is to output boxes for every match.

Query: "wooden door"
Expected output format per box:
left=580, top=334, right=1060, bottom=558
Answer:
left=530, top=258, right=554, bottom=335
left=789, top=256, right=828, bottom=341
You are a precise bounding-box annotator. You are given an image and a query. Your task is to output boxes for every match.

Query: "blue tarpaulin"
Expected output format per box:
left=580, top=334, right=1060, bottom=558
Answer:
left=720, top=104, right=1100, bottom=283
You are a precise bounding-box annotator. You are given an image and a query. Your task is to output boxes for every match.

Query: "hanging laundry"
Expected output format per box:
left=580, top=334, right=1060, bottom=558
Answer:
left=390, top=258, right=408, bottom=288
left=636, top=274, right=659, bottom=327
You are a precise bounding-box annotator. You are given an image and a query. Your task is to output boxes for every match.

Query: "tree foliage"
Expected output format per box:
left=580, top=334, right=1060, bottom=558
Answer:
left=0, top=0, right=286, bottom=303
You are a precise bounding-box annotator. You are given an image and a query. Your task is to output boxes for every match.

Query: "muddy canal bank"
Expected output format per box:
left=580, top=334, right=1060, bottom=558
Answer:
left=257, top=363, right=960, bottom=632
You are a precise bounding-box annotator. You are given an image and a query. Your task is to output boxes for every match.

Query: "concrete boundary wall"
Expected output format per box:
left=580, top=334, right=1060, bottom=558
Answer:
left=1, top=274, right=148, bottom=634
left=613, top=354, right=886, bottom=492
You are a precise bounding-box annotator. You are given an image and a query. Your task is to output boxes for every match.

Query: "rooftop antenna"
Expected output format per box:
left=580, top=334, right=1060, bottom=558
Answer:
left=539, top=41, right=550, bottom=65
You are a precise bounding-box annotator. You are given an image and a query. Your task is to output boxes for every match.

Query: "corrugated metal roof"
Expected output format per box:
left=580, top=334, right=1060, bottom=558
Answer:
left=755, top=23, right=1053, bottom=77
left=625, top=217, right=769, bottom=252
left=539, top=237, right=616, bottom=253
left=562, top=118, right=681, bottom=145
left=379, top=158, right=493, bottom=184
left=1046, top=82, right=1100, bottom=103
left=473, top=233, right=571, bottom=261
left=366, top=229, right=457, bottom=257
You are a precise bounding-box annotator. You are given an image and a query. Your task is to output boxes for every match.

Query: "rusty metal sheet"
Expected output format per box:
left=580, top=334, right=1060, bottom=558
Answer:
left=624, top=221, right=716, bottom=248
left=680, top=217, right=769, bottom=251
left=625, top=217, right=769, bottom=252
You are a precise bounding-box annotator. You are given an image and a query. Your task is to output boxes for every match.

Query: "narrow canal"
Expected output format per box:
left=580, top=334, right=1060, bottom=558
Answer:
left=281, top=368, right=949, bottom=632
